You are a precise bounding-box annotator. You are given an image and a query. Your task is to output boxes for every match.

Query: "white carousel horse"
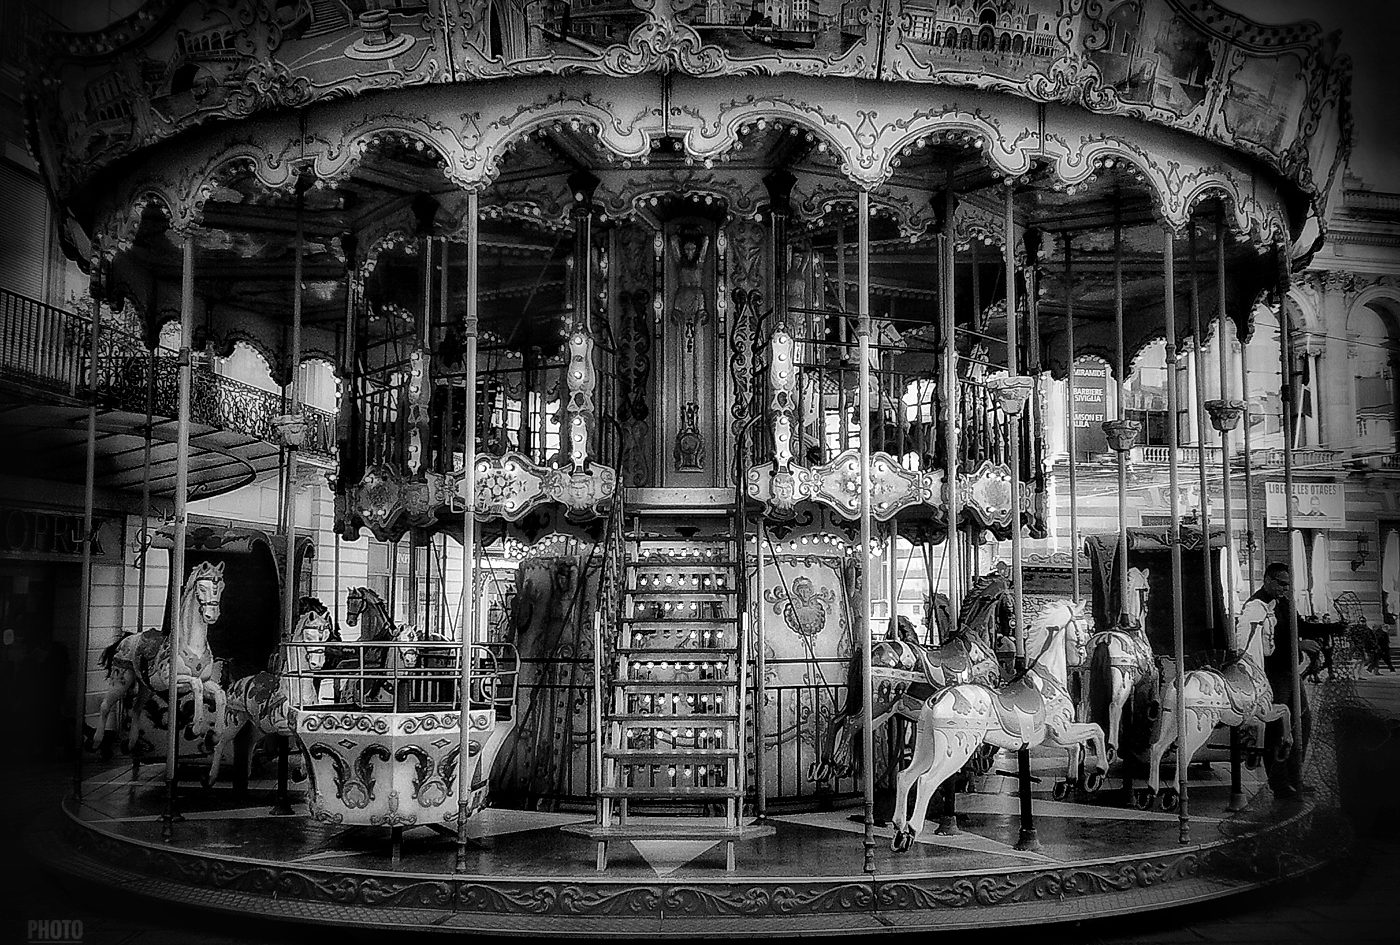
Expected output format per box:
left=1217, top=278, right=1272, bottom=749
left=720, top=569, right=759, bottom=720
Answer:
left=889, top=599, right=1108, bottom=851
left=204, top=599, right=333, bottom=785
left=1083, top=567, right=1156, bottom=763
left=97, top=561, right=227, bottom=758
left=1141, top=597, right=1292, bottom=810
left=811, top=587, right=1004, bottom=784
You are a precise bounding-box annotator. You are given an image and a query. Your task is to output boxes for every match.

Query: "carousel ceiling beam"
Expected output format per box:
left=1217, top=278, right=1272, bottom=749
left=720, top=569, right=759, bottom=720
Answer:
left=349, top=164, right=440, bottom=196
left=199, top=203, right=348, bottom=237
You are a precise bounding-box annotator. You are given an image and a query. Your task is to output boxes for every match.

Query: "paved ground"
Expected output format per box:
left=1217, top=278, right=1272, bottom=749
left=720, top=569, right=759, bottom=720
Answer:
left=4, top=667, right=1399, bottom=944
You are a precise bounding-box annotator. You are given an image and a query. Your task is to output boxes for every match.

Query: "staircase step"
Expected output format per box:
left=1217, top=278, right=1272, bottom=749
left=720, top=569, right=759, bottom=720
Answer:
left=626, top=559, right=738, bottom=570
left=605, top=748, right=738, bottom=760
left=587, top=823, right=744, bottom=841
left=611, top=713, right=739, bottom=725
left=621, top=618, right=737, bottom=630
left=615, top=646, right=735, bottom=658
left=615, top=679, right=735, bottom=690
left=626, top=586, right=737, bottom=596
left=599, top=786, right=741, bottom=799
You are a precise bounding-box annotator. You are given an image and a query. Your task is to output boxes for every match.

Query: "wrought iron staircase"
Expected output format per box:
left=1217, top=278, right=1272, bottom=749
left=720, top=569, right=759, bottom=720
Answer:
left=591, top=504, right=747, bottom=871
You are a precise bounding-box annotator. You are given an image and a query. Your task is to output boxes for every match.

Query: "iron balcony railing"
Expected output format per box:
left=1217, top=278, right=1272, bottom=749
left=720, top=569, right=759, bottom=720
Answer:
left=0, top=287, right=336, bottom=457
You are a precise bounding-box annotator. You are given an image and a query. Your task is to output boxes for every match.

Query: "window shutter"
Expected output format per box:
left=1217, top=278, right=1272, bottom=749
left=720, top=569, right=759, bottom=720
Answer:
left=0, top=161, right=50, bottom=300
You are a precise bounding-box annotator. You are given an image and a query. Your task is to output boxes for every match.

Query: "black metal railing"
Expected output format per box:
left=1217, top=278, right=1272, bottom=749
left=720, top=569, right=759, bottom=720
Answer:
left=0, top=287, right=336, bottom=457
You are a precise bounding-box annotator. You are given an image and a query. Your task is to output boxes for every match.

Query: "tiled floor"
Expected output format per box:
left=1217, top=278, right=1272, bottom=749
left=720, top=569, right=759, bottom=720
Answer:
left=4, top=668, right=1397, bottom=941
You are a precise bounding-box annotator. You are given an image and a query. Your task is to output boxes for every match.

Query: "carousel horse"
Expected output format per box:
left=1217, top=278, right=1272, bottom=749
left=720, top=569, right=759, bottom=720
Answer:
left=1083, top=567, right=1157, bottom=763
left=889, top=599, right=1107, bottom=851
left=203, top=598, right=333, bottom=785
left=335, top=586, right=422, bottom=705
left=96, top=562, right=227, bottom=760
left=810, top=574, right=1010, bottom=783
left=1139, top=597, right=1292, bottom=811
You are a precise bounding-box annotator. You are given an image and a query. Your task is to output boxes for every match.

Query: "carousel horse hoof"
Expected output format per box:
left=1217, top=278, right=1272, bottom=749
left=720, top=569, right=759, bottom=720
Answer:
left=1081, top=770, right=1105, bottom=794
left=1244, top=750, right=1262, bottom=770
left=1106, top=746, right=1118, bottom=765
left=1145, top=701, right=1162, bottom=722
left=892, top=828, right=914, bottom=853
left=1133, top=788, right=1156, bottom=811
left=1052, top=779, right=1071, bottom=801
left=1159, top=788, right=1180, bottom=812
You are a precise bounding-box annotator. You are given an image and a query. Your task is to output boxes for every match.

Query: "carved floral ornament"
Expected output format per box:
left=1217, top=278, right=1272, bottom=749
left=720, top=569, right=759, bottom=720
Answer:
left=69, top=70, right=1301, bottom=252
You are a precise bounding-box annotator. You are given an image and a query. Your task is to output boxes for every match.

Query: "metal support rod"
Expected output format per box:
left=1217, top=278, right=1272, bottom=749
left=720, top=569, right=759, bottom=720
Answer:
left=163, top=233, right=196, bottom=837
left=755, top=518, right=767, bottom=821
left=857, top=188, right=876, bottom=875
left=456, top=194, right=481, bottom=873
left=1277, top=248, right=1305, bottom=783
left=1187, top=225, right=1215, bottom=633
left=1064, top=235, right=1080, bottom=602
left=1163, top=226, right=1190, bottom=844
left=1215, top=214, right=1238, bottom=622
left=75, top=254, right=103, bottom=798
left=1005, top=184, right=1037, bottom=854
left=1241, top=332, right=1258, bottom=586
left=137, top=346, right=156, bottom=635
left=280, top=183, right=306, bottom=655
left=942, top=171, right=961, bottom=628
left=1114, top=209, right=1130, bottom=624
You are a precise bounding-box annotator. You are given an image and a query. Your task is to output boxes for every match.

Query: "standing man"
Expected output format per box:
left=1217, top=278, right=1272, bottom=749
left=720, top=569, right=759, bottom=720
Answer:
left=1243, top=563, right=1310, bottom=798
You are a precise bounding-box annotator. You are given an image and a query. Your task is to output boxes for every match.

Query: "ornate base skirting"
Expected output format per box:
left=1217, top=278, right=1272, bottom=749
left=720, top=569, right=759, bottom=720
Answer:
left=44, top=790, right=1338, bottom=936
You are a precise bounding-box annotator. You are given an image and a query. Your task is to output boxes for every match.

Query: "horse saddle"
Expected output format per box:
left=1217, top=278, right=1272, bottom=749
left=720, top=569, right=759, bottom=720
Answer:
left=991, top=674, right=1045, bottom=734
left=923, top=640, right=971, bottom=680
left=1218, top=660, right=1259, bottom=715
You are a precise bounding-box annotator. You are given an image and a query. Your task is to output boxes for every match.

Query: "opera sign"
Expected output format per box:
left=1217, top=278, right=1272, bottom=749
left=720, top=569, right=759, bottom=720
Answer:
left=1265, top=481, right=1347, bottom=530
left=0, top=506, right=115, bottom=559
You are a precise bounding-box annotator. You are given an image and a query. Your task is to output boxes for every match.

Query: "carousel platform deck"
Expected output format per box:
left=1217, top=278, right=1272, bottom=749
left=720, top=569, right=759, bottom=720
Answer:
left=35, top=751, right=1334, bottom=937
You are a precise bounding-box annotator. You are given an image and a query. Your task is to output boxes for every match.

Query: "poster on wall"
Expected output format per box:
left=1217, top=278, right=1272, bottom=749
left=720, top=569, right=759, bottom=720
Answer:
left=1071, top=359, right=1110, bottom=460
left=1264, top=480, right=1347, bottom=529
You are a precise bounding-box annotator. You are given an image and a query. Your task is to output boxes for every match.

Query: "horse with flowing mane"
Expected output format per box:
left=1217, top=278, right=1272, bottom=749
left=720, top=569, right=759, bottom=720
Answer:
left=1139, top=595, right=1292, bottom=810
left=334, top=586, right=424, bottom=705
left=204, top=597, right=333, bottom=785
left=95, top=561, right=227, bottom=760
left=810, top=573, right=1010, bottom=784
left=889, top=598, right=1107, bottom=851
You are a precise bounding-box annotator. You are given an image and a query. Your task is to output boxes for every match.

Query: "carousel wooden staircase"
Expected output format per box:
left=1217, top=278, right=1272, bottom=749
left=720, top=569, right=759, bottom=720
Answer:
left=591, top=505, right=746, bottom=871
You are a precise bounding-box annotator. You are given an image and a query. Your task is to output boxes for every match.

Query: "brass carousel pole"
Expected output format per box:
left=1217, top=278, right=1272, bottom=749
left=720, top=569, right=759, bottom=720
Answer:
left=1278, top=246, right=1305, bottom=790
left=1113, top=208, right=1131, bottom=625
left=857, top=188, right=876, bottom=875
left=1187, top=224, right=1216, bottom=641
left=942, top=172, right=961, bottom=635
left=456, top=193, right=481, bottom=873
left=1240, top=290, right=1259, bottom=587
left=162, top=232, right=195, bottom=839
left=937, top=173, right=961, bottom=837
left=755, top=516, right=767, bottom=822
left=1212, top=212, right=1246, bottom=813
left=272, top=174, right=308, bottom=817
left=1064, top=235, right=1080, bottom=602
left=74, top=254, right=103, bottom=800
left=1004, top=183, right=1037, bottom=853
left=1163, top=226, right=1189, bottom=843
left=137, top=341, right=156, bottom=637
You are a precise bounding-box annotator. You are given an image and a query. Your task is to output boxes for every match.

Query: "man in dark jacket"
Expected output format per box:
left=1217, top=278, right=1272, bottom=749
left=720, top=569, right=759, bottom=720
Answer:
left=1249, top=564, right=1310, bottom=797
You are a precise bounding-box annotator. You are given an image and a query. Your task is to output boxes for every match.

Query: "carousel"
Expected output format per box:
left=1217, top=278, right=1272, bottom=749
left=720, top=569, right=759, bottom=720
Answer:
left=27, top=0, right=1355, bottom=935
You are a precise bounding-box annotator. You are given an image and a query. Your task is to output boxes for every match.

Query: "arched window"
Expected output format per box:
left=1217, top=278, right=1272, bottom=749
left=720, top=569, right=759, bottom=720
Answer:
left=1012, top=34, right=1024, bottom=55
left=945, top=27, right=957, bottom=48
left=978, top=26, right=994, bottom=50
left=961, top=28, right=972, bottom=49
left=998, top=32, right=1011, bottom=52
left=1350, top=303, right=1398, bottom=454
left=980, top=9, right=997, bottom=26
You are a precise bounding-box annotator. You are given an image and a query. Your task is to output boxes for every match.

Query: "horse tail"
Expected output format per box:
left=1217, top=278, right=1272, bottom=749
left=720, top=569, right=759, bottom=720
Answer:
left=1085, top=638, right=1111, bottom=733
left=99, top=631, right=135, bottom=671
